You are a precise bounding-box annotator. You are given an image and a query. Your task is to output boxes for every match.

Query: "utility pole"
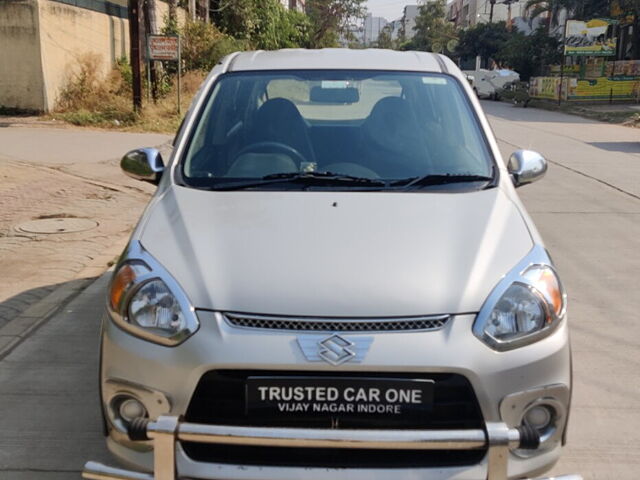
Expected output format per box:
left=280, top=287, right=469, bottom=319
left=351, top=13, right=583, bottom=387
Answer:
left=558, top=21, right=567, bottom=106
left=143, top=0, right=159, bottom=101
left=504, top=0, right=514, bottom=31
left=128, top=0, right=143, bottom=112
left=489, top=0, right=495, bottom=22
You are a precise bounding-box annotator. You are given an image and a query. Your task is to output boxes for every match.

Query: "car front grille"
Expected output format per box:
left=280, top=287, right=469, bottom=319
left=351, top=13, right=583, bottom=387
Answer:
left=223, top=313, right=450, bottom=332
left=182, top=370, right=485, bottom=468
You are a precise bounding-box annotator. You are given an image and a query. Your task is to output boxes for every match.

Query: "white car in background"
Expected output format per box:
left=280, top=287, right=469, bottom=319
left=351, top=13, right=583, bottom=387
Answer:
left=83, top=49, right=579, bottom=480
left=465, top=69, right=520, bottom=99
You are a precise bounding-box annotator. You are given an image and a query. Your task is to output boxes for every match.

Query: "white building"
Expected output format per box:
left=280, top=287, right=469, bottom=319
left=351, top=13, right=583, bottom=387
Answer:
left=280, top=0, right=305, bottom=12
left=388, top=19, right=404, bottom=40
left=363, top=13, right=388, bottom=45
left=402, top=5, right=420, bottom=39
left=447, top=0, right=529, bottom=29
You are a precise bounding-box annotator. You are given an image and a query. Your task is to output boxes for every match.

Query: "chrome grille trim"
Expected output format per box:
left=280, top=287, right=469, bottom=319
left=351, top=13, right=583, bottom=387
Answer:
left=223, top=313, right=450, bottom=332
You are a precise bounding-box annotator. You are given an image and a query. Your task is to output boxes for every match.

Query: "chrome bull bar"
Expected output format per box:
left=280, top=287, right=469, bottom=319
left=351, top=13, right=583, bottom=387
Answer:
left=82, top=416, right=582, bottom=480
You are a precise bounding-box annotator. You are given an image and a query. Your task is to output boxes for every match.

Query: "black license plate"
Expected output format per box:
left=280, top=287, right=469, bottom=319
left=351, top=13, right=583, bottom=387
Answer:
left=246, top=377, right=434, bottom=423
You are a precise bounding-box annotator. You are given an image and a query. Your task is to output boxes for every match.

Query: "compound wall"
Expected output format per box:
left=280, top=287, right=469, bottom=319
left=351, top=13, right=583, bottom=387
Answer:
left=38, top=0, right=129, bottom=112
left=0, top=0, right=46, bottom=111
left=1, top=0, right=182, bottom=112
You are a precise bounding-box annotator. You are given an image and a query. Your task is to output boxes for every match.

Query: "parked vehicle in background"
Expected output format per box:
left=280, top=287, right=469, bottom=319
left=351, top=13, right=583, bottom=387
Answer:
left=464, top=69, right=496, bottom=99
left=489, top=69, right=521, bottom=98
left=82, top=49, right=579, bottom=480
left=465, top=73, right=477, bottom=93
left=464, top=69, right=520, bottom=100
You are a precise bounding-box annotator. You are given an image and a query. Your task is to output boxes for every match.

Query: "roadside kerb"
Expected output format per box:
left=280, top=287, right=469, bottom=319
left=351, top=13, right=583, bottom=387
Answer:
left=0, top=277, right=93, bottom=359
left=0, top=244, right=122, bottom=360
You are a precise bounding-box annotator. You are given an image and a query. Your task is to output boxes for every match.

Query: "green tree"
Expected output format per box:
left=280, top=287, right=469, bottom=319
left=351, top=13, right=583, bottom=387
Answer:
left=455, top=21, right=511, bottom=64
left=306, top=0, right=367, bottom=48
left=210, top=0, right=310, bottom=49
left=402, top=0, right=457, bottom=52
left=375, top=24, right=396, bottom=49
left=181, top=20, right=248, bottom=71
left=495, top=27, right=561, bottom=80
left=251, top=5, right=311, bottom=49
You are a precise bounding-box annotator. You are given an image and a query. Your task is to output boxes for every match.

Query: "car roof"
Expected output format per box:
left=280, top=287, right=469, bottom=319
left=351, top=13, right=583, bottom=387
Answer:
left=228, top=48, right=445, bottom=73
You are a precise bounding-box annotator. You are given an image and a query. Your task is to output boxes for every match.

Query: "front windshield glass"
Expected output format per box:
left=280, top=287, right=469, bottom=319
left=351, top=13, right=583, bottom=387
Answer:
left=182, top=70, right=494, bottom=190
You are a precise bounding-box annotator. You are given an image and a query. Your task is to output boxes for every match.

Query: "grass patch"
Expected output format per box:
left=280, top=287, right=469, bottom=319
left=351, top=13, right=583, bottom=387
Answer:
left=624, top=113, right=640, bottom=128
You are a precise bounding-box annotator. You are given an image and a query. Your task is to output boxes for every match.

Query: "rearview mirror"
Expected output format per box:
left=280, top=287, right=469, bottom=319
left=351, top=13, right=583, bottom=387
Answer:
left=508, top=150, right=547, bottom=187
left=121, top=148, right=165, bottom=184
left=310, top=86, right=359, bottom=104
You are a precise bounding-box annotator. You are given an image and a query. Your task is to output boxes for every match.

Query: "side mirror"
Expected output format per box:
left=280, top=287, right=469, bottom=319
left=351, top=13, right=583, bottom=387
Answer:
left=508, top=150, right=547, bottom=187
left=121, top=148, right=164, bottom=184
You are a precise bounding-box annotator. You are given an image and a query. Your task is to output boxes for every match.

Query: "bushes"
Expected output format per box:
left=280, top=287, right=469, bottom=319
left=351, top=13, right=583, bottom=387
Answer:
left=182, top=21, right=248, bottom=72
left=52, top=3, right=315, bottom=132
left=56, top=53, right=136, bottom=126
left=54, top=53, right=206, bottom=132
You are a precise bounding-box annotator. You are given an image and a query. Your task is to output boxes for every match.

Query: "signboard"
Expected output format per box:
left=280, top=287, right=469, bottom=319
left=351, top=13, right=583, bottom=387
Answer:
left=530, top=76, right=640, bottom=102
left=246, top=377, right=434, bottom=425
left=146, top=34, right=182, bottom=114
left=148, top=35, right=180, bottom=61
left=564, top=19, right=617, bottom=56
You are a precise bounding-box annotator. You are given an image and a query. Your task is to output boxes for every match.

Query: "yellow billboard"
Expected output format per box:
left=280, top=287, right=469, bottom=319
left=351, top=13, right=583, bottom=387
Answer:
left=530, top=76, right=640, bottom=101
left=564, top=19, right=617, bottom=56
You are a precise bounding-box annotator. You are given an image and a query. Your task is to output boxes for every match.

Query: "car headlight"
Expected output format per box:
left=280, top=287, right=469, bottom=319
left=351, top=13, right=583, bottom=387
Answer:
left=108, top=244, right=199, bottom=346
left=473, top=247, right=566, bottom=351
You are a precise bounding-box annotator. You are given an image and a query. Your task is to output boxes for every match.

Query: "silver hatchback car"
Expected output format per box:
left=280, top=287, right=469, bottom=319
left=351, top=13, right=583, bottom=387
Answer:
left=84, top=49, right=580, bottom=480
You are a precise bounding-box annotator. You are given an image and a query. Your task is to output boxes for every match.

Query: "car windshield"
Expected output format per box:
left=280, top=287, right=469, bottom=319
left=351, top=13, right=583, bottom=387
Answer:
left=181, top=70, right=495, bottom=191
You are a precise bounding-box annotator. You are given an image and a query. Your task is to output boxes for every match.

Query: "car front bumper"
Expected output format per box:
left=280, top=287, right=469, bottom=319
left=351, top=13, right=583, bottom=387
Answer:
left=95, top=310, right=576, bottom=479
left=84, top=417, right=582, bottom=480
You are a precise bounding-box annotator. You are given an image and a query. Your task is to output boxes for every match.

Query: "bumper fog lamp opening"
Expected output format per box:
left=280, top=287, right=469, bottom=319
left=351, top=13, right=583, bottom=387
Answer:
left=117, top=397, right=148, bottom=423
left=521, top=402, right=561, bottom=447
left=524, top=405, right=553, bottom=430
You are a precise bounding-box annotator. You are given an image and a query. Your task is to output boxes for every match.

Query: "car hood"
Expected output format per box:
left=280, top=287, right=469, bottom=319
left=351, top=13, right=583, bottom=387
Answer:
left=139, top=186, right=533, bottom=317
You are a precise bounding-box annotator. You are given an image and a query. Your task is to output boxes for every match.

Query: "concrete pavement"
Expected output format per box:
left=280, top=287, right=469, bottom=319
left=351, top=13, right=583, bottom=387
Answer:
left=486, top=101, right=640, bottom=198
left=0, top=125, right=170, bottom=187
left=0, top=272, right=111, bottom=479
left=0, top=125, right=171, bottom=333
left=0, top=104, right=638, bottom=479
left=483, top=101, right=640, bottom=479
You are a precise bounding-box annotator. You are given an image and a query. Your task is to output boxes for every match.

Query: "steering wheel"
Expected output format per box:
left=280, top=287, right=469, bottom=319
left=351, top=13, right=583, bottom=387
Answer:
left=234, top=141, right=307, bottom=166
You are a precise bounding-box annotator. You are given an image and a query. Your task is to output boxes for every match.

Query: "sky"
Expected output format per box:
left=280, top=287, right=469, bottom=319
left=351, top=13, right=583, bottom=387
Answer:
left=366, top=0, right=412, bottom=21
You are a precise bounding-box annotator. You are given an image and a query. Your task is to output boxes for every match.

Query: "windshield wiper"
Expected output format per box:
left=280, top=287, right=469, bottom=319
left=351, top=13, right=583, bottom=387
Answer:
left=264, top=171, right=386, bottom=185
left=212, top=171, right=387, bottom=190
left=393, top=174, right=495, bottom=190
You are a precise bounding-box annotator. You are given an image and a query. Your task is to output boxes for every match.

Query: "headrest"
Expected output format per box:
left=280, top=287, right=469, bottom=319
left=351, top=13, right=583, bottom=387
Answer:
left=255, top=98, right=304, bottom=125
left=249, top=98, right=314, bottom=162
left=363, top=97, right=422, bottom=153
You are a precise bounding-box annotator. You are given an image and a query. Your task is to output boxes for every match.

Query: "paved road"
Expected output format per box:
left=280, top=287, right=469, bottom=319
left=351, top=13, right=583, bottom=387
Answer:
left=485, top=101, right=640, bottom=479
left=0, top=104, right=638, bottom=479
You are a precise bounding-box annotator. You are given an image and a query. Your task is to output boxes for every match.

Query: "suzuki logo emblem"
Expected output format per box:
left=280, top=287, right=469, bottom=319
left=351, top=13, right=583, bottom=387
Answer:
left=318, top=335, right=356, bottom=366
left=297, top=334, right=373, bottom=365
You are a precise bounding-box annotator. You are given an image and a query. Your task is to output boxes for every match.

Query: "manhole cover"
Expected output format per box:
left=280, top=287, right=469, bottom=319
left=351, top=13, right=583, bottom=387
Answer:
left=15, top=218, right=98, bottom=234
